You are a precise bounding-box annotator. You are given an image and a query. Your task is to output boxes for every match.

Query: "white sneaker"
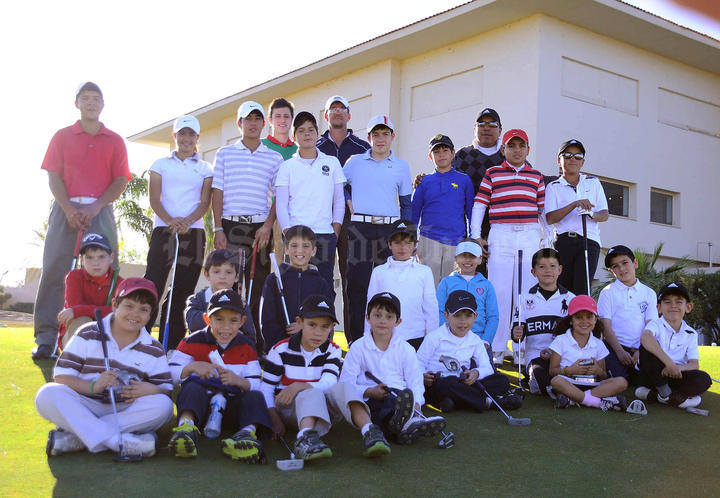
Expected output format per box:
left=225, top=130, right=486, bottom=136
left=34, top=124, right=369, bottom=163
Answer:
left=634, top=386, right=651, bottom=400
left=678, top=395, right=702, bottom=409
left=492, top=352, right=504, bottom=366
left=121, top=432, right=157, bottom=457
left=46, top=429, right=85, bottom=456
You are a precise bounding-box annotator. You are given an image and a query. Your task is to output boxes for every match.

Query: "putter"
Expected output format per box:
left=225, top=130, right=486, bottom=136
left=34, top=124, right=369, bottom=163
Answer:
left=686, top=407, right=710, bottom=416
left=269, top=253, right=291, bottom=325
left=626, top=399, right=648, bottom=415
left=276, top=436, right=304, bottom=471
left=239, top=248, right=257, bottom=343
left=364, top=371, right=454, bottom=449
left=581, top=213, right=591, bottom=295
left=70, top=231, right=84, bottom=271
left=246, top=244, right=258, bottom=311
left=162, top=233, right=180, bottom=351
left=94, top=309, right=142, bottom=462
left=516, top=249, right=524, bottom=390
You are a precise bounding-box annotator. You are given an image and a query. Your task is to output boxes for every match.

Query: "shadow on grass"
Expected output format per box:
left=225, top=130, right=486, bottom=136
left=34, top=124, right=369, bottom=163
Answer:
left=33, top=358, right=55, bottom=383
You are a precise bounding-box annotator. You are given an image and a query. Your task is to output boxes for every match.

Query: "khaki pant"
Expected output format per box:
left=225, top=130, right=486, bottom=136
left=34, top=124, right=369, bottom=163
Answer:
left=417, top=235, right=457, bottom=287
left=62, top=316, right=93, bottom=349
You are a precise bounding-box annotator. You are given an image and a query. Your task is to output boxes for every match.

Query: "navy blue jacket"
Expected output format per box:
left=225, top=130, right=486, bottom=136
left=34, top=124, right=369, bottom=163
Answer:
left=317, top=129, right=370, bottom=166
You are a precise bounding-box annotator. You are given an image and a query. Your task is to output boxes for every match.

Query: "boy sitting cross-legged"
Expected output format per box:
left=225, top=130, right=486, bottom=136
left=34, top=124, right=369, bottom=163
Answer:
left=168, top=289, right=272, bottom=462
left=262, top=295, right=391, bottom=460
left=341, top=292, right=447, bottom=445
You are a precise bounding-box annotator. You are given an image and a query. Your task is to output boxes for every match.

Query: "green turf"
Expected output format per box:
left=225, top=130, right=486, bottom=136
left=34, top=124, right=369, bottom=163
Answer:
left=2, top=326, right=720, bottom=497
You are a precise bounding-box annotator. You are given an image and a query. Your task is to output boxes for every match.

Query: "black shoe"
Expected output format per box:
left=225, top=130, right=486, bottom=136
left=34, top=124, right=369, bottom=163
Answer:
left=32, top=344, right=56, bottom=360
left=439, top=397, right=455, bottom=413
left=556, top=394, right=572, bottom=409
left=387, top=388, right=414, bottom=434
left=362, top=424, right=391, bottom=457
left=493, top=393, right=523, bottom=411
left=221, top=429, right=266, bottom=464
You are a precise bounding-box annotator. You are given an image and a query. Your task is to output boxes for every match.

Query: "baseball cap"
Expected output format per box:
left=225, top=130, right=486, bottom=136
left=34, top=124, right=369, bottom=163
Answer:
left=173, top=115, right=201, bottom=135
left=237, top=101, right=265, bottom=121
left=207, top=289, right=245, bottom=316
left=388, top=219, right=417, bottom=241
left=324, top=95, right=350, bottom=111
left=476, top=108, right=501, bottom=126
left=568, top=295, right=598, bottom=316
left=445, top=290, right=478, bottom=314
left=75, top=81, right=102, bottom=99
left=502, top=129, right=529, bottom=146
left=657, top=282, right=690, bottom=302
left=604, top=245, right=635, bottom=267
left=558, top=139, right=586, bottom=155
left=114, top=278, right=158, bottom=300
left=368, top=292, right=401, bottom=317
left=455, top=240, right=482, bottom=258
left=367, top=115, right=394, bottom=133
left=428, top=134, right=454, bottom=152
left=79, top=232, right=111, bottom=254
left=298, top=295, right=337, bottom=322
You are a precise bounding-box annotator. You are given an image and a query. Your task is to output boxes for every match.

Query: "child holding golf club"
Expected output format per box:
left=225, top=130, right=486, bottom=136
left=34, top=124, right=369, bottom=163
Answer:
left=168, top=289, right=272, bottom=462
left=262, top=295, right=388, bottom=459
left=57, top=232, right=123, bottom=350
left=260, top=225, right=332, bottom=353
left=419, top=290, right=522, bottom=413
left=511, top=248, right=574, bottom=395
left=436, top=238, right=499, bottom=346
left=634, top=282, right=711, bottom=409
left=144, top=115, right=213, bottom=351
left=548, top=295, right=628, bottom=410
left=341, top=292, right=447, bottom=445
left=36, top=278, right=174, bottom=458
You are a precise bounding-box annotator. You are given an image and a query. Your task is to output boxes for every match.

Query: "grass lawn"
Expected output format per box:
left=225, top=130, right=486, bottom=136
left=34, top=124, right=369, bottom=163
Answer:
left=2, top=325, right=720, bottom=497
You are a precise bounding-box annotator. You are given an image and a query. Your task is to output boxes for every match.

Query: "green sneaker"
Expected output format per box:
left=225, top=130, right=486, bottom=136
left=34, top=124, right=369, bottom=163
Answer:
left=362, top=424, right=391, bottom=458
left=168, top=423, right=200, bottom=458
left=221, top=429, right=266, bottom=464
left=293, top=430, right=333, bottom=461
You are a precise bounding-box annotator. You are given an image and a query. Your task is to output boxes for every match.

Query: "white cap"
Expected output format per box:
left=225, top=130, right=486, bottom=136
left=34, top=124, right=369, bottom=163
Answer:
left=324, top=95, right=350, bottom=111
left=237, top=101, right=265, bottom=121
left=367, top=115, right=394, bottom=133
left=455, top=241, right=482, bottom=257
left=173, top=115, right=200, bottom=134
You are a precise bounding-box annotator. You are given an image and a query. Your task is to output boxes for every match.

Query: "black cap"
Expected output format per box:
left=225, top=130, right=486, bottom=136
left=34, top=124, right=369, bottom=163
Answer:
left=658, top=282, right=690, bottom=302
left=298, top=295, right=337, bottom=322
left=368, top=292, right=401, bottom=317
left=476, top=108, right=501, bottom=126
left=388, top=219, right=417, bottom=241
left=79, top=232, right=112, bottom=254
left=558, top=139, right=586, bottom=155
left=207, top=289, right=245, bottom=316
left=428, top=134, right=454, bottom=152
left=445, top=290, right=477, bottom=314
left=605, top=245, right=635, bottom=268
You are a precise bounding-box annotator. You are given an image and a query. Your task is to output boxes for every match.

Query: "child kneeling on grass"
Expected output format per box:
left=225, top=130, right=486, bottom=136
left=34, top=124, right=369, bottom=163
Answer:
left=168, top=289, right=271, bottom=462
left=634, top=282, right=711, bottom=409
left=36, top=278, right=174, bottom=458
left=341, top=292, right=446, bottom=445
left=419, top=290, right=522, bottom=413
left=262, top=295, right=389, bottom=460
left=549, top=295, right=628, bottom=411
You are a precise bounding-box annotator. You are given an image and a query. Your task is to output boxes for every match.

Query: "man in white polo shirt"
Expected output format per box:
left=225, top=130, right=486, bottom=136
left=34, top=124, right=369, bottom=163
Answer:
left=212, top=101, right=284, bottom=347
left=275, top=111, right=345, bottom=293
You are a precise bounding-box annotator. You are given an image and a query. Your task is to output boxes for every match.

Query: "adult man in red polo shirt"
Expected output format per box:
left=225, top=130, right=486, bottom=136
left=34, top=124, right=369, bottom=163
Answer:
left=33, top=82, right=130, bottom=359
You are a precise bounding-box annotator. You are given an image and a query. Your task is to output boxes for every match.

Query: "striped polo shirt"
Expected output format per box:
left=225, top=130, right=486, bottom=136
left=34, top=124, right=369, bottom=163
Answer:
left=211, top=140, right=284, bottom=217
left=54, top=313, right=172, bottom=397
left=474, top=161, right=546, bottom=224
left=260, top=333, right=342, bottom=408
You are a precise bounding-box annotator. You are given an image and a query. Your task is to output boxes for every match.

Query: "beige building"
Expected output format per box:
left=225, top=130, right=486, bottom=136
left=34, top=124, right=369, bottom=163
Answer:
left=130, top=0, right=720, bottom=271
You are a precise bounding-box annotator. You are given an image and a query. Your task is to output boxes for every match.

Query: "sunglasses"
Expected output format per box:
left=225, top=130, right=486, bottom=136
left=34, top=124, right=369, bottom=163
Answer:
left=560, top=152, right=585, bottom=160
left=476, top=121, right=499, bottom=128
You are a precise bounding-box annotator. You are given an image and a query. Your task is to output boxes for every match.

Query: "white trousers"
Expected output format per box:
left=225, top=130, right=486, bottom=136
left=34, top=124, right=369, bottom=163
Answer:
left=35, top=383, right=174, bottom=453
left=487, top=224, right=540, bottom=354
left=417, top=235, right=458, bottom=288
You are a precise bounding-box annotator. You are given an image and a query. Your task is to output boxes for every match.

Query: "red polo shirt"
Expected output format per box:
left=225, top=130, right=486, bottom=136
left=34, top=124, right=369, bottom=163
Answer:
left=41, top=121, right=131, bottom=198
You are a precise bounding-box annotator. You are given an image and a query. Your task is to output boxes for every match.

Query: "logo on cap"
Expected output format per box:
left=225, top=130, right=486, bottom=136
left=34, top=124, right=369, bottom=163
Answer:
left=318, top=301, right=330, bottom=309
left=218, top=295, right=230, bottom=302
left=381, top=293, right=392, bottom=298
left=84, top=234, right=102, bottom=241
left=397, top=222, right=407, bottom=229
left=668, top=283, right=678, bottom=288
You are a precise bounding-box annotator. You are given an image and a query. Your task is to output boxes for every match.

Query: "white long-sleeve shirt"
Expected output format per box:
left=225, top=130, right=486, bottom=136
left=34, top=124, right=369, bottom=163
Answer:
left=416, top=324, right=494, bottom=380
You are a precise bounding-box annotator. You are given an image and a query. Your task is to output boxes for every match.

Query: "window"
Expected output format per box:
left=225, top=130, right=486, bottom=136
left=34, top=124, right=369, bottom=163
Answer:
left=600, top=180, right=629, bottom=217
left=650, top=190, right=674, bottom=225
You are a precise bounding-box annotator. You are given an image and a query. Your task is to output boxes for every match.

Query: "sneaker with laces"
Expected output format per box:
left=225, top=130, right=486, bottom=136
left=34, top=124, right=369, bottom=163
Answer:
left=678, top=395, right=702, bottom=409
left=387, top=388, right=414, bottom=434
left=600, top=395, right=627, bottom=412
left=528, top=375, right=540, bottom=395
left=397, top=415, right=447, bottom=445
left=121, top=432, right=157, bottom=457
left=168, top=423, right=200, bottom=458
left=634, top=386, right=651, bottom=400
left=46, top=429, right=85, bottom=456
left=221, top=429, right=265, bottom=463
left=293, top=430, right=332, bottom=461
left=492, top=393, right=523, bottom=411
left=362, top=424, right=391, bottom=457
left=555, top=393, right=572, bottom=409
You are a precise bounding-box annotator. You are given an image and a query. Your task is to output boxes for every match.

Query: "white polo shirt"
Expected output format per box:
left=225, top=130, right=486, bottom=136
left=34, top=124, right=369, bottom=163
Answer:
left=417, top=324, right=494, bottom=380
left=549, top=330, right=609, bottom=368
left=544, top=174, right=608, bottom=245
left=598, top=279, right=658, bottom=348
left=643, top=317, right=700, bottom=365
left=274, top=150, right=346, bottom=234
left=149, top=152, right=213, bottom=229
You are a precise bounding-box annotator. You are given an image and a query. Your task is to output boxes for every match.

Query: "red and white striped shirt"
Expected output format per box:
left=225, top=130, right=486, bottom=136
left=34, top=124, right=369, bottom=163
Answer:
left=474, top=161, right=545, bottom=224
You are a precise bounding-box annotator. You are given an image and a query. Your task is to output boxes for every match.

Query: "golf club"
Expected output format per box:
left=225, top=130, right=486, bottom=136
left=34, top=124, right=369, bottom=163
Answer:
left=581, top=213, right=591, bottom=295
left=161, top=233, right=180, bottom=351
left=276, top=436, right=304, bottom=471
left=246, top=244, right=258, bottom=311
left=239, top=248, right=257, bottom=343
left=686, top=407, right=710, bottom=416
left=94, top=309, right=142, bottom=462
left=70, top=231, right=84, bottom=271
left=517, top=249, right=525, bottom=391
left=364, top=371, right=454, bottom=449
left=269, top=253, right=291, bottom=326
left=712, top=377, right=720, bottom=384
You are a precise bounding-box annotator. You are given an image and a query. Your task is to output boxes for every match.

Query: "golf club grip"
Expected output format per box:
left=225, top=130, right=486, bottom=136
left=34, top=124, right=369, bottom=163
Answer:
left=73, top=231, right=83, bottom=257
left=269, top=253, right=284, bottom=292
left=240, top=248, right=246, bottom=293
left=364, top=371, right=383, bottom=385
left=517, top=250, right=523, bottom=322
left=94, top=309, right=110, bottom=368
left=250, top=244, right=258, bottom=280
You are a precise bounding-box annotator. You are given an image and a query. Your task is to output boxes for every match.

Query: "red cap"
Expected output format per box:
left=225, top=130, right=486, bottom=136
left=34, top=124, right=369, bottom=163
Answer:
left=114, top=277, right=158, bottom=300
left=502, top=129, right=529, bottom=146
left=568, top=295, right=598, bottom=316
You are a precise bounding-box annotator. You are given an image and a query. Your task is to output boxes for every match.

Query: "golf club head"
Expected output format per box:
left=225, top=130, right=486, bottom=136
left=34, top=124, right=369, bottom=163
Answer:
left=114, top=452, right=142, bottom=463
left=626, top=399, right=648, bottom=415
left=437, top=432, right=455, bottom=449
left=508, top=417, right=531, bottom=426
left=276, top=458, right=304, bottom=471
left=686, top=407, right=709, bottom=416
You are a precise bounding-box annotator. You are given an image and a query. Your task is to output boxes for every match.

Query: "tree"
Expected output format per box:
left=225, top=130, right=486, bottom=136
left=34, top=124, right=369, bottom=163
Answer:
left=115, top=172, right=153, bottom=244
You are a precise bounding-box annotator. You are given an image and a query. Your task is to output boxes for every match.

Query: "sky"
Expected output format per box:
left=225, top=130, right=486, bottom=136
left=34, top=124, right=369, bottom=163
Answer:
left=1, top=0, right=718, bottom=286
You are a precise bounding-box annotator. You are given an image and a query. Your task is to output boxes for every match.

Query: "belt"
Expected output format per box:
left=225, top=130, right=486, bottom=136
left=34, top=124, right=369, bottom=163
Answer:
left=350, top=214, right=399, bottom=225
left=224, top=214, right=267, bottom=223
left=69, top=196, right=98, bottom=205
left=560, top=231, right=581, bottom=238
left=490, top=223, right=539, bottom=232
